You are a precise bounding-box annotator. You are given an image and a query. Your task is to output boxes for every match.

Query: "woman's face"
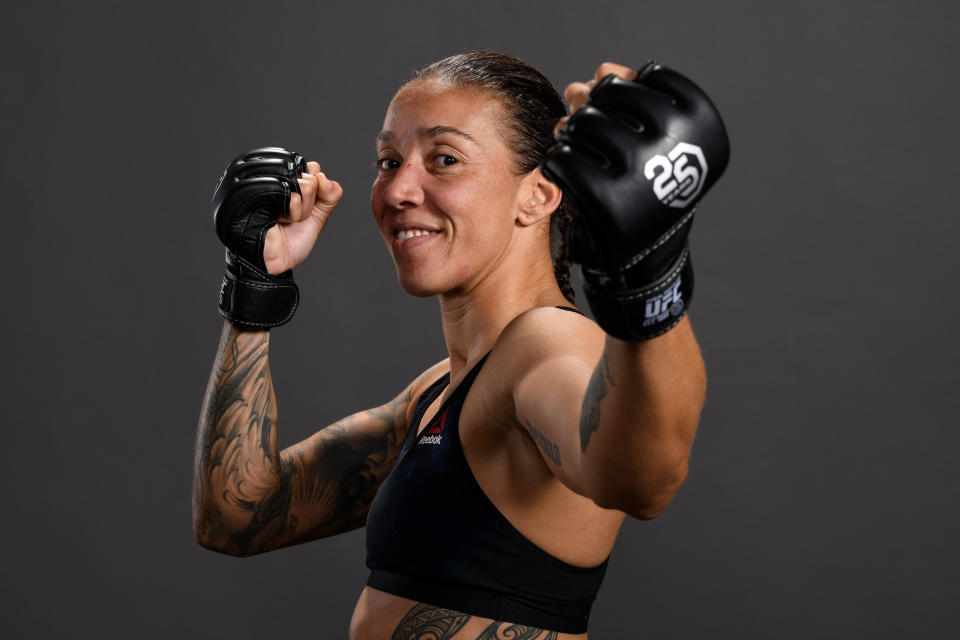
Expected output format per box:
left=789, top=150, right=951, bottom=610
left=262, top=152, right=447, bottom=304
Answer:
left=371, top=80, right=527, bottom=297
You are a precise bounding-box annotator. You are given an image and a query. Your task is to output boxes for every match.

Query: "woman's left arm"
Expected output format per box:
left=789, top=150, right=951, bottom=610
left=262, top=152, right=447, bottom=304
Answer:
left=510, top=312, right=704, bottom=520
left=579, top=318, right=705, bottom=517
left=514, top=59, right=727, bottom=518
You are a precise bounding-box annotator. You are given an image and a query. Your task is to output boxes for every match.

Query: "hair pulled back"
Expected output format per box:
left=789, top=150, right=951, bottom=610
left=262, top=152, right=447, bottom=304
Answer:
left=406, top=51, right=576, bottom=303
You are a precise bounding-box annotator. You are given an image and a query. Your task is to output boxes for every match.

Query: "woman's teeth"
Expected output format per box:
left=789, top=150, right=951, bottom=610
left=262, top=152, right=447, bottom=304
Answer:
left=396, top=229, right=438, bottom=241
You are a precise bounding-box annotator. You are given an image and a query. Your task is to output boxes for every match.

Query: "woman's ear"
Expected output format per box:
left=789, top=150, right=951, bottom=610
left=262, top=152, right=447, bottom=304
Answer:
left=516, top=168, right=563, bottom=227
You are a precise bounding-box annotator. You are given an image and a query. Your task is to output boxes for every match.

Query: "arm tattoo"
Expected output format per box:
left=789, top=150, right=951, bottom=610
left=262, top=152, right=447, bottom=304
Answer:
left=194, top=326, right=411, bottom=554
left=279, top=390, right=411, bottom=544
left=524, top=419, right=562, bottom=467
left=579, top=348, right=615, bottom=453
left=391, top=604, right=468, bottom=639
left=194, top=328, right=291, bottom=555
left=391, top=604, right=558, bottom=640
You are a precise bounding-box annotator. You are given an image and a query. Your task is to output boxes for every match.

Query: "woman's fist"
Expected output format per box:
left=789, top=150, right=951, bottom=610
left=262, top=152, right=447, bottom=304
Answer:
left=541, top=62, right=730, bottom=340
left=555, top=62, right=638, bottom=137
left=263, top=161, right=343, bottom=274
left=211, top=147, right=341, bottom=329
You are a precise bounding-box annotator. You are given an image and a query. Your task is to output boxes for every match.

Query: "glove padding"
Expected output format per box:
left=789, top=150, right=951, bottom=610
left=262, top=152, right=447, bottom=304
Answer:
left=541, top=62, right=729, bottom=340
left=212, top=147, right=306, bottom=329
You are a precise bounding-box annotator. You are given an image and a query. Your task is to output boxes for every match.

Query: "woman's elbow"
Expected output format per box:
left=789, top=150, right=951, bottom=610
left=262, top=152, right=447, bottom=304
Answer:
left=593, top=464, right=689, bottom=520
left=193, top=515, right=261, bottom=557
left=194, top=534, right=247, bottom=557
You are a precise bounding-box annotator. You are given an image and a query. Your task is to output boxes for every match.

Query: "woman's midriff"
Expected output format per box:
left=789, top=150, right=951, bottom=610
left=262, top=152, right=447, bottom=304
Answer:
left=349, top=586, right=588, bottom=640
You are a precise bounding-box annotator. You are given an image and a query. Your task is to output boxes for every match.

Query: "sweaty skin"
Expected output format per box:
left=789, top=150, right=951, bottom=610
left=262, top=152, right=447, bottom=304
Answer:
left=194, top=62, right=706, bottom=639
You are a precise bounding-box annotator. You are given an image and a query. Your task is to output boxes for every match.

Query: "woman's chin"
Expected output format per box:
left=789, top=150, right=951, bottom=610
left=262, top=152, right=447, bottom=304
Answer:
left=396, top=273, right=444, bottom=298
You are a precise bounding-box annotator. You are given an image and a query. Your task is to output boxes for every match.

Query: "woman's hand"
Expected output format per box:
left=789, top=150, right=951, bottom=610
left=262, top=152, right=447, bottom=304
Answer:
left=541, top=61, right=730, bottom=340
left=555, top=62, right=638, bottom=136
left=212, top=148, right=343, bottom=328
left=263, top=161, right=343, bottom=275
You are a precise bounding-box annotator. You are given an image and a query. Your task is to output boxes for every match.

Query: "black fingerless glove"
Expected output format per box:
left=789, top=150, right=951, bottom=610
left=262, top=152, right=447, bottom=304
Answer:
left=541, top=62, right=730, bottom=341
left=211, top=147, right=306, bottom=329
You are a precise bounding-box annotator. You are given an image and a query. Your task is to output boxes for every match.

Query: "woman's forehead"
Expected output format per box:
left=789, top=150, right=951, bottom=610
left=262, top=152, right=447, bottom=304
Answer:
left=392, top=77, right=489, bottom=103
left=380, top=81, right=502, bottom=141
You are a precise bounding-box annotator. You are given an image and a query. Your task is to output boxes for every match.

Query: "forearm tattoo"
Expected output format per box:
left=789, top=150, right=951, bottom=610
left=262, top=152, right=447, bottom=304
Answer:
left=391, top=604, right=558, bottom=640
left=579, top=349, right=615, bottom=453
left=525, top=419, right=562, bottom=467
left=194, top=326, right=410, bottom=555
left=194, top=328, right=288, bottom=555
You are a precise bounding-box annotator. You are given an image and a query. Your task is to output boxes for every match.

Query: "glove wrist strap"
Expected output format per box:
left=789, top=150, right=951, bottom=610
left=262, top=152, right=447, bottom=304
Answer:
left=583, top=244, right=693, bottom=341
left=218, top=251, right=299, bottom=329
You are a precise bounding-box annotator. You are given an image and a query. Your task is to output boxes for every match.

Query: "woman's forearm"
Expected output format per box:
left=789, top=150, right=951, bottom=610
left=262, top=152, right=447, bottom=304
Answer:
left=192, top=323, right=291, bottom=555
left=579, top=317, right=707, bottom=519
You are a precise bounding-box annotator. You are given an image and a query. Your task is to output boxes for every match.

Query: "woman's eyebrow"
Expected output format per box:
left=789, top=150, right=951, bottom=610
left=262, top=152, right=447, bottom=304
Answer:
left=419, top=125, right=477, bottom=144
left=375, top=126, right=478, bottom=145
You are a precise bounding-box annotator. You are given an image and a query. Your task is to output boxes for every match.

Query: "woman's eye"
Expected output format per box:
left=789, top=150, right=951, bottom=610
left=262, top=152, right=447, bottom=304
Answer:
left=376, top=158, right=400, bottom=171
left=435, top=154, right=458, bottom=167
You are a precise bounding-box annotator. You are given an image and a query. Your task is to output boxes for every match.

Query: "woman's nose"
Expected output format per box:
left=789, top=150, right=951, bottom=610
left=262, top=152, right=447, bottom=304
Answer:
left=384, top=161, right=425, bottom=209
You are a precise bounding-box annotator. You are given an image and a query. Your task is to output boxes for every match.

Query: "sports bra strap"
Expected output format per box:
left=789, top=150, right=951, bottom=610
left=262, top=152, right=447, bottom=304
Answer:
left=555, top=305, right=585, bottom=315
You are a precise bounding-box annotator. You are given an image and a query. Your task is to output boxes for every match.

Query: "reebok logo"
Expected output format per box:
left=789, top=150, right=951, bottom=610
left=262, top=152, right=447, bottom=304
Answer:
left=418, top=406, right=450, bottom=445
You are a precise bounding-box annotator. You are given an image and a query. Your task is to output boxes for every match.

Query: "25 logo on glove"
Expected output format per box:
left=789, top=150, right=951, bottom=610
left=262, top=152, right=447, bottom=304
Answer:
left=643, top=278, right=684, bottom=327
left=644, top=142, right=708, bottom=208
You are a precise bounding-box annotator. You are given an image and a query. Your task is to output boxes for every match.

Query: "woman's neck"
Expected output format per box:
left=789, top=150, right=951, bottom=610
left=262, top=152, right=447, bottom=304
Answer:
left=437, top=246, right=571, bottom=379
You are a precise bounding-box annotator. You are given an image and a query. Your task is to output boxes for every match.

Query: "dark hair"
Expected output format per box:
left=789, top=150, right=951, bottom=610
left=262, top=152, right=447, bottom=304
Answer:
left=406, top=51, right=576, bottom=303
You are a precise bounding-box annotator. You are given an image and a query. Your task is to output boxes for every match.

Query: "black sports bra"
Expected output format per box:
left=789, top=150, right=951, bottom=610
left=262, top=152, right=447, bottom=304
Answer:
left=365, top=306, right=608, bottom=634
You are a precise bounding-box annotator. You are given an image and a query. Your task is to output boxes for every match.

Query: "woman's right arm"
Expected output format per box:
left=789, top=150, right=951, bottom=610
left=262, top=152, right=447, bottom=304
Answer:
left=196, top=149, right=417, bottom=555
left=192, top=323, right=416, bottom=557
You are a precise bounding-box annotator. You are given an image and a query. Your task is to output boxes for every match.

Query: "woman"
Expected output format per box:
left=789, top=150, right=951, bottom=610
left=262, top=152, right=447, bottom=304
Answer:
left=195, top=51, right=728, bottom=639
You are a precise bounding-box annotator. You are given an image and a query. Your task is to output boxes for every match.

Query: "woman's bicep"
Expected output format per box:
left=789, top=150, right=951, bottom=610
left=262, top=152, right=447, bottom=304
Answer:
left=513, top=353, right=598, bottom=497
left=265, top=358, right=449, bottom=551
left=275, top=389, right=413, bottom=546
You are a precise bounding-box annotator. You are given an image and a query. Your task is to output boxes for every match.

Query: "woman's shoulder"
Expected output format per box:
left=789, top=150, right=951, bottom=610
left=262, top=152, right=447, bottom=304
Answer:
left=400, top=356, right=451, bottom=421
left=414, top=356, right=452, bottom=385
left=490, top=305, right=606, bottom=389
left=498, top=305, right=605, bottom=358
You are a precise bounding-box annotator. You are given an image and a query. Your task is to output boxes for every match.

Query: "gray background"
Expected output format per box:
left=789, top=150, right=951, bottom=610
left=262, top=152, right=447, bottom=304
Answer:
left=2, top=0, right=957, bottom=637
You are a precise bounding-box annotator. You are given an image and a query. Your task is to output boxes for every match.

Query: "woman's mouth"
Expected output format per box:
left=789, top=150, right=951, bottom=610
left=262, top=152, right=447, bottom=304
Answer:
left=392, top=228, right=440, bottom=253
left=395, top=228, right=439, bottom=242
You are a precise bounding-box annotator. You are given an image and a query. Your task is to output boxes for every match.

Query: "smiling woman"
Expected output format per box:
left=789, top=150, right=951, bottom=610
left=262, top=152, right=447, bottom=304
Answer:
left=372, top=80, right=557, bottom=300
left=372, top=55, right=577, bottom=304
left=194, top=51, right=728, bottom=639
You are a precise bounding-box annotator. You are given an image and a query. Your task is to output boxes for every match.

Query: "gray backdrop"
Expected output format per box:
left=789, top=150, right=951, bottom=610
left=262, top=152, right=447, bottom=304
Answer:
left=2, top=0, right=957, bottom=637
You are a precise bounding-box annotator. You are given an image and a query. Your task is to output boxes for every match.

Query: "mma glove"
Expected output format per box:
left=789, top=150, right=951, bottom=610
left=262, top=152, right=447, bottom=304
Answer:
left=212, top=147, right=306, bottom=329
left=541, top=62, right=730, bottom=341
